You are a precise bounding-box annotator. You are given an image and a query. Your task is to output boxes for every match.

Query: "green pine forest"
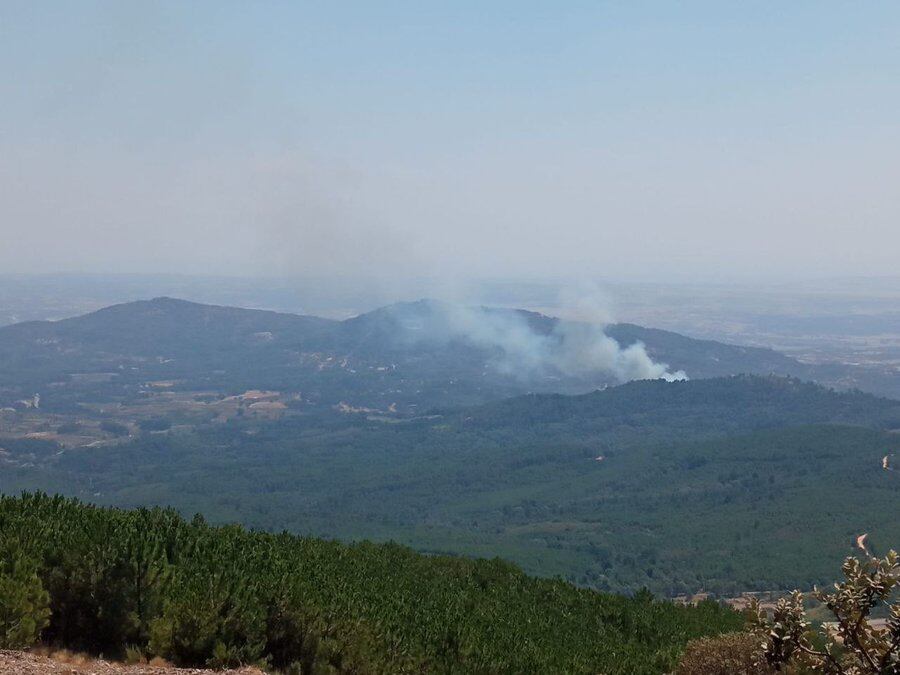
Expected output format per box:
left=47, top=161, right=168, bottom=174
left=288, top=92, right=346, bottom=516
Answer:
left=0, top=493, right=742, bottom=673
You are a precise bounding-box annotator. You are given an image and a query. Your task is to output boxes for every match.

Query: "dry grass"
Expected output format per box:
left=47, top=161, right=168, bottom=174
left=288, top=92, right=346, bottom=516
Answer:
left=32, top=646, right=94, bottom=665
left=3, top=647, right=260, bottom=674
left=148, top=656, right=175, bottom=667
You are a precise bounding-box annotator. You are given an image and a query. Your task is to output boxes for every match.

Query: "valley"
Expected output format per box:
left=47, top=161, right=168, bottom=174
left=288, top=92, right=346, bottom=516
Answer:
left=2, top=298, right=899, bottom=601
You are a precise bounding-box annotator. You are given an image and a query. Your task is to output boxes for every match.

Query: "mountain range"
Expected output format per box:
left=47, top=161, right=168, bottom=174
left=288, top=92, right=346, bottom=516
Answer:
left=1, top=296, right=867, bottom=415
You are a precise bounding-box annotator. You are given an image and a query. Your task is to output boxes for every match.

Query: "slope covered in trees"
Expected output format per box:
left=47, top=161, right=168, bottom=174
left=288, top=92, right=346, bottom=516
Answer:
left=0, top=297, right=830, bottom=414
left=4, top=376, right=900, bottom=596
left=0, top=494, right=741, bottom=673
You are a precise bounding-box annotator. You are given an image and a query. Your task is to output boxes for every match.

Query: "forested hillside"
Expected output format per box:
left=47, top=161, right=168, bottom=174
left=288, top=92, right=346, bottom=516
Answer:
left=4, top=376, right=899, bottom=596
left=456, top=374, right=900, bottom=433
left=0, top=494, right=741, bottom=673
left=0, top=297, right=827, bottom=414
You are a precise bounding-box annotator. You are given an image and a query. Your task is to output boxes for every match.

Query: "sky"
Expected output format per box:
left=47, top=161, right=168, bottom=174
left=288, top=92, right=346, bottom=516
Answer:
left=1, top=1, right=899, bottom=283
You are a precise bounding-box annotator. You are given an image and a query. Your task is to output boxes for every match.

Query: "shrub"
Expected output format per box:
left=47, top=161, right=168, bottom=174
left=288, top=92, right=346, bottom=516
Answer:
left=750, top=550, right=900, bottom=674
left=677, top=632, right=772, bottom=674
left=123, top=644, right=147, bottom=664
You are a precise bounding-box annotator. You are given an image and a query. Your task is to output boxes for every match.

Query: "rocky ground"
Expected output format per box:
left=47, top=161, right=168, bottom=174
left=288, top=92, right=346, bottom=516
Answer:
left=0, top=651, right=265, bottom=675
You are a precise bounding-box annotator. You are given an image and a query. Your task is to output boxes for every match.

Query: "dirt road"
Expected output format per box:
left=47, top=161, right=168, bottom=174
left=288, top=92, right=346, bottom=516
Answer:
left=0, top=651, right=264, bottom=675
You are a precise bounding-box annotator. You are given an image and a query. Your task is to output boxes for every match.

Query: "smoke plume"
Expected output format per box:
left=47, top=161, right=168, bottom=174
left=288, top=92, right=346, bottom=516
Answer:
left=413, top=298, right=687, bottom=385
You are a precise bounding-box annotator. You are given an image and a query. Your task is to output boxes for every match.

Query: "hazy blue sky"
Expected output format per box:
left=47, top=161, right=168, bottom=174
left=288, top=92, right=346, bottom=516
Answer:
left=2, top=2, right=898, bottom=282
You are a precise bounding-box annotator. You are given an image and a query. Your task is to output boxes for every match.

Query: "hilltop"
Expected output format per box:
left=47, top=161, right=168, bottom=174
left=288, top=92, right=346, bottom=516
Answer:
left=459, top=374, right=900, bottom=433
left=0, top=296, right=824, bottom=416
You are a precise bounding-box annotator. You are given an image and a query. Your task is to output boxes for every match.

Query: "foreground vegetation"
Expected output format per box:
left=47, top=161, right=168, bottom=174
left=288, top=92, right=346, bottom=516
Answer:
left=751, top=551, right=900, bottom=673
left=0, top=493, right=741, bottom=673
left=676, top=551, right=900, bottom=674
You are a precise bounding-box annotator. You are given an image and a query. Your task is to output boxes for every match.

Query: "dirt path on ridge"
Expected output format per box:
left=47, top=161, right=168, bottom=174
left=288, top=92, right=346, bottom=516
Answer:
left=0, top=651, right=264, bottom=675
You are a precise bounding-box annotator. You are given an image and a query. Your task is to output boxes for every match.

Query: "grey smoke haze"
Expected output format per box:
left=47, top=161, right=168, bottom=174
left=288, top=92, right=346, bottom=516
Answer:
left=402, top=298, right=687, bottom=384
left=2, top=4, right=899, bottom=282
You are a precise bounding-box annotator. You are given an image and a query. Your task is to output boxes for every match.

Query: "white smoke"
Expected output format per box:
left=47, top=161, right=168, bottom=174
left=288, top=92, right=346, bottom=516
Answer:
left=549, top=320, right=687, bottom=383
left=418, top=295, right=687, bottom=384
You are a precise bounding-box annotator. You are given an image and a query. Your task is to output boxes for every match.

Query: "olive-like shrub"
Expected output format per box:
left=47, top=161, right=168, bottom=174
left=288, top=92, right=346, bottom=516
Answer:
left=749, top=550, right=900, bottom=674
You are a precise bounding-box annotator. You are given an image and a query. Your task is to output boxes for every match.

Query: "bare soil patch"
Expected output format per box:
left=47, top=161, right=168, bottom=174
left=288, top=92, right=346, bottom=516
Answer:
left=0, top=651, right=264, bottom=675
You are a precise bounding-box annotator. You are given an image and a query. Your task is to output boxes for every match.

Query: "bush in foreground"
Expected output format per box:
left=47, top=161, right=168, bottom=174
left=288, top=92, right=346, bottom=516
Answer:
left=749, top=550, right=900, bottom=674
left=676, top=632, right=774, bottom=675
left=679, top=551, right=900, bottom=674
